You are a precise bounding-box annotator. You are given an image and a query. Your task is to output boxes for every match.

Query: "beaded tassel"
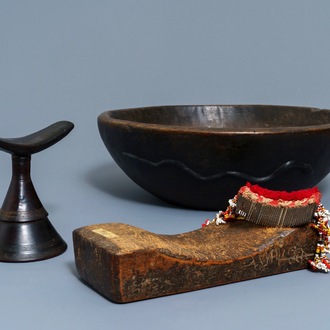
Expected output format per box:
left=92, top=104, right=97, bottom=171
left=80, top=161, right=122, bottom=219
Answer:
left=202, top=195, right=243, bottom=227
left=308, top=204, right=330, bottom=273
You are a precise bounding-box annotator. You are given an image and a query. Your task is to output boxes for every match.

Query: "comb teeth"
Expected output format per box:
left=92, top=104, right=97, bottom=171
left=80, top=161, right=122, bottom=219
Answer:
left=236, top=194, right=317, bottom=227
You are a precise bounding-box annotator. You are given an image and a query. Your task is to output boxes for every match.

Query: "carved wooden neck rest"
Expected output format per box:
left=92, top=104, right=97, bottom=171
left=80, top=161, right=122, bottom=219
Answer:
left=73, top=220, right=318, bottom=303
left=0, top=121, right=74, bottom=262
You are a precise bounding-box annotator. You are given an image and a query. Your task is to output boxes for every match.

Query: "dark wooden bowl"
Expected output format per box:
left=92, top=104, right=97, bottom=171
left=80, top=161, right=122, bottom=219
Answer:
left=98, top=105, right=330, bottom=210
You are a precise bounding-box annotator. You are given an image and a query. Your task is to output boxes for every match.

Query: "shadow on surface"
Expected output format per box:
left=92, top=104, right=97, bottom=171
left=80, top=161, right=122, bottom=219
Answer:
left=66, top=261, right=78, bottom=276
left=317, top=177, right=330, bottom=195
left=66, top=260, right=119, bottom=304
left=85, top=162, right=175, bottom=208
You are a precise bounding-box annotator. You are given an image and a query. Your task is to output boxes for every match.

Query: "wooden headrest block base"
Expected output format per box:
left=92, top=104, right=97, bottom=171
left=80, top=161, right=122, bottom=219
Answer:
left=73, top=221, right=318, bottom=303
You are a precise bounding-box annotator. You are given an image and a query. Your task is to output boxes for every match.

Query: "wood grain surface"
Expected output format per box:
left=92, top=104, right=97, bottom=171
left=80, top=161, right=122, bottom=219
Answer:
left=73, top=221, right=318, bottom=303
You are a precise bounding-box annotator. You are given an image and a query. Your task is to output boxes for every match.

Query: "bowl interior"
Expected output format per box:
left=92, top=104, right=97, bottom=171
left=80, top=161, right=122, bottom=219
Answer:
left=107, top=105, right=330, bottom=130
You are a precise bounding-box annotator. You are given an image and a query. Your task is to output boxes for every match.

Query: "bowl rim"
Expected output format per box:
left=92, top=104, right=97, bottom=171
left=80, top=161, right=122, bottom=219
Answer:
left=98, top=104, right=330, bottom=135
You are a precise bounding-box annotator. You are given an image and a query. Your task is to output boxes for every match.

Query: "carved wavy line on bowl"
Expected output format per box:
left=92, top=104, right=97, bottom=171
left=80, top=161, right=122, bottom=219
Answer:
left=122, top=152, right=314, bottom=183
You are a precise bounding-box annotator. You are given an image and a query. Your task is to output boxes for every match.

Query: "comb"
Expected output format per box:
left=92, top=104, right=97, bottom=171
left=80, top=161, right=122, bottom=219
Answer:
left=235, top=183, right=321, bottom=227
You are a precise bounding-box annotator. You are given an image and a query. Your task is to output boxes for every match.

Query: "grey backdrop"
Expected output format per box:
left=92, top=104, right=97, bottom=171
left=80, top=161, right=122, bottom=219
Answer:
left=1, top=1, right=330, bottom=329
